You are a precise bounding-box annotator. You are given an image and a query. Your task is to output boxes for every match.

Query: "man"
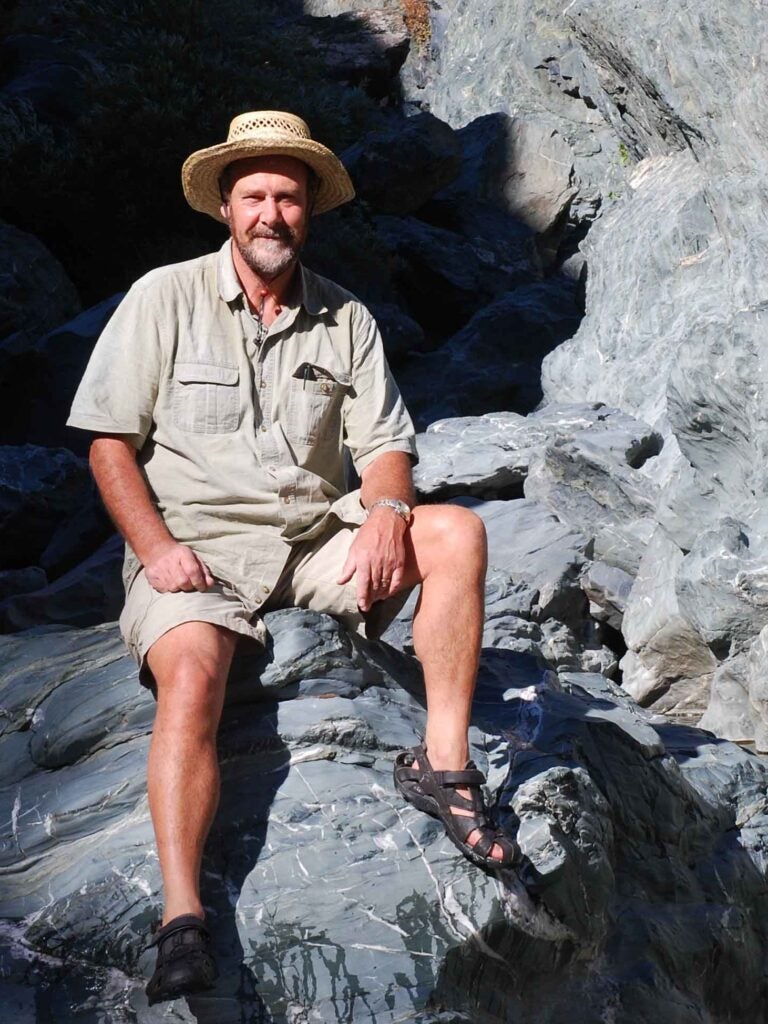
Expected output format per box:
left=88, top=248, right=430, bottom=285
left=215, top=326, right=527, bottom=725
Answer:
left=67, top=111, right=516, bottom=1005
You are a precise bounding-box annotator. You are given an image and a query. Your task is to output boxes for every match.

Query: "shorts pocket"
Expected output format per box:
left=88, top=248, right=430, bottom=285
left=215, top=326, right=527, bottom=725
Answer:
left=287, top=363, right=351, bottom=445
left=172, top=362, right=240, bottom=434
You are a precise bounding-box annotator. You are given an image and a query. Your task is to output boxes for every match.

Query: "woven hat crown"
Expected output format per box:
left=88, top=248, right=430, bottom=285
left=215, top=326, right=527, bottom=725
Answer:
left=227, top=112, right=311, bottom=142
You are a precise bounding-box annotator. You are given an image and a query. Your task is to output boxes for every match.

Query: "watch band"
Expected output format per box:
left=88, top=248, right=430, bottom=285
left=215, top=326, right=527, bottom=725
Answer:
left=368, top=498, right=412, bottom=523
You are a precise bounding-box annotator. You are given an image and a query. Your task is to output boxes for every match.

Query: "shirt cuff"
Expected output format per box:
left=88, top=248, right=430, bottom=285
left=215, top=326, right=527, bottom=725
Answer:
left=351, top=438, right=419, bottom=475
left=66, top=414, right=146, bottom=449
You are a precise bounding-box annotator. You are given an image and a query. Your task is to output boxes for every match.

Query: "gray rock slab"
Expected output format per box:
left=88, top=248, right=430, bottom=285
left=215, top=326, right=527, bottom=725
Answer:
left=413, top=401, right=661, bottom=501
left=4, top=611, right=768, bottom=1021
left=621, top=527, right=716, bottom=707
left=581, top=560, right=633, bottom=629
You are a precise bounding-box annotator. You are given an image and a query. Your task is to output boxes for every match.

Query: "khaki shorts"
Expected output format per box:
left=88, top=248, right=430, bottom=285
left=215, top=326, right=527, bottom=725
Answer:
left=119, top=516, right=413, bottom=689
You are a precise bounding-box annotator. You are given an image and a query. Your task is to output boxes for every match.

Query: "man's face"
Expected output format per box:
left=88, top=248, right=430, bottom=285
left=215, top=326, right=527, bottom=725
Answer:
left=220, top=156, right=311, bottom=281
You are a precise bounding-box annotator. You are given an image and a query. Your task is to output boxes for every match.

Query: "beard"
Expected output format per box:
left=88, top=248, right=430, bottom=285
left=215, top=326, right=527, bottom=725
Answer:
left=234, top=223, right=304, bottom=281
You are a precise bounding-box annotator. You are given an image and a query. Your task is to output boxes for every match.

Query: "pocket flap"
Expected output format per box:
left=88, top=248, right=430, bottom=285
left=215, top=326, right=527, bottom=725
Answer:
left=174, top=362, right=239, bottom=385
left=292, top=363, right=351, bottom=388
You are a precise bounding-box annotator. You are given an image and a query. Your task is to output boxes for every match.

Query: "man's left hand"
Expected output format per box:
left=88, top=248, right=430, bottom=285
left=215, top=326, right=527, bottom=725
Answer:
left=337, top=507, right=408, bottom=612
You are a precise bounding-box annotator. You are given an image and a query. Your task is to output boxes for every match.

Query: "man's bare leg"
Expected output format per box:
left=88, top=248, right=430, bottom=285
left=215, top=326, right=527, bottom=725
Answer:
left=146, top=621, right=239, bottom=924
left=398, top=504, right=504, bottom=859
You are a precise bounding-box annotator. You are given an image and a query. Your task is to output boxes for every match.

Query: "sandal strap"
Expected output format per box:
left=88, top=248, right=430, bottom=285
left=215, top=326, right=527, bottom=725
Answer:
left=431, top=769, right=486, bottom=788
left=147, top=914, right=209, bottom=950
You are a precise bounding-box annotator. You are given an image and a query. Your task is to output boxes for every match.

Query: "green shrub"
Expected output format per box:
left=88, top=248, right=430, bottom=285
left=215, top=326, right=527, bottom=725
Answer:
left=1, top=0, right=387, bottom=302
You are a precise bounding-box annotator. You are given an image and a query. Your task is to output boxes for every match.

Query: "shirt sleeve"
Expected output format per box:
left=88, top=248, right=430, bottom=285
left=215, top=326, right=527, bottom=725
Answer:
left=343, top=303, right=419, bottom=474
left=66, top=279, right=167, bottom=449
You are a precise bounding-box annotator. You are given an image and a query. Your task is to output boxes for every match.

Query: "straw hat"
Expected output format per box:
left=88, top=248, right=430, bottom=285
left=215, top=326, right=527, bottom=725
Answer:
left=182, top=111, right=355, bottom=221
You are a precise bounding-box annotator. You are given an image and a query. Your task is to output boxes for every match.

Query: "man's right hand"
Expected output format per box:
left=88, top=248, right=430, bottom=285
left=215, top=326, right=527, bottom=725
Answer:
left=144, top=542, right=215, bottom=593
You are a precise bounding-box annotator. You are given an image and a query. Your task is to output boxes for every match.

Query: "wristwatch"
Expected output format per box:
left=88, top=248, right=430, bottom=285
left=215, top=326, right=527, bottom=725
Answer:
left=368, top=498, right=412, bottom=523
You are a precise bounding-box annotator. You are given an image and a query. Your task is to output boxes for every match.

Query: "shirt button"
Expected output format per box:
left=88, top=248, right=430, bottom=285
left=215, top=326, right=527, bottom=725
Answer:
left=261, top=584, right=270, bottom=594
left=320, top=382, right=331, bottom=394
left=283, top=495, right=290, bottom=504
left=260, top=423, right=268, bottom=432
left=260, top=380, right=266, bottom=389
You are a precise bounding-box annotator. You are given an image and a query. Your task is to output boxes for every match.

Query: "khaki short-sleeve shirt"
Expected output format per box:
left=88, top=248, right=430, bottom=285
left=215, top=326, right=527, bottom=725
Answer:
left=67, top=241, right=417, bottom=609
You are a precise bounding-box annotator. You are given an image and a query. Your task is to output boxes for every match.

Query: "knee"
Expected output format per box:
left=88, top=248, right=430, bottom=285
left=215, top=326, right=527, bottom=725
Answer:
left=420, top=504, right=487, bottom=567
left=154, top=654, right=227, bottom=727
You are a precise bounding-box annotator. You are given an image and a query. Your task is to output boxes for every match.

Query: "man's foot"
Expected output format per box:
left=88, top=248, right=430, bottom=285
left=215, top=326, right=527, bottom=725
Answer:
left=393, top=743, right=518, bottom=870
left=145, top=914, right=218, bottom=1005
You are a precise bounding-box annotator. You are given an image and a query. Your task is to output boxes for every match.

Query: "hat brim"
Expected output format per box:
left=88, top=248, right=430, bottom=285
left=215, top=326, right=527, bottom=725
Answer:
left=182, top=138, right=355, bottom=221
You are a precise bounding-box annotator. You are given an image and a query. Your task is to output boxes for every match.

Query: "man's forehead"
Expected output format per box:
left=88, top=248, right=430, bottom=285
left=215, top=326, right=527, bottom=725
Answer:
left=225, top=155, right=310, bottom=189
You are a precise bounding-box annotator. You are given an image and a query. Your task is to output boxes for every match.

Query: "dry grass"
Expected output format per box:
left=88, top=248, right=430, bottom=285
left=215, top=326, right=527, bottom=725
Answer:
left=401, top=0, right=431, bottom=49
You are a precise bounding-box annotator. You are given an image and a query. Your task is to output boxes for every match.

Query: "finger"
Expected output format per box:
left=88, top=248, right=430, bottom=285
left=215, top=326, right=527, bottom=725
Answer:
left=387, top=565, right=405, bottom=596
left=179, top=552, right=206, bottom=592
left=357, top=560, right=373, bottom=612
left=337, top=552, right=356, bottom=586
left=200, top=560, right=215, bottom=588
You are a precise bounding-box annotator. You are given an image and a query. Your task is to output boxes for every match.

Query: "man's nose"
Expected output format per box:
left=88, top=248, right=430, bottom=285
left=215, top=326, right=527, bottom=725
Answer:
left=259, top=197, right=282, bottom=225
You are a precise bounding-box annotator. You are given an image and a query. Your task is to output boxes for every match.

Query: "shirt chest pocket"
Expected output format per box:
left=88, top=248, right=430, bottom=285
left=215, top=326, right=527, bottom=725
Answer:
left=172, top=362, right=240, bottom=434
left=287, top=363, right=352, bottom=445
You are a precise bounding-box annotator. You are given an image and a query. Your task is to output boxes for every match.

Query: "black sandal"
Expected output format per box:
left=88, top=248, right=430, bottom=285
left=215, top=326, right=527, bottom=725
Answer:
left=394, top=743, right=518, bottom=871
left=145, top=914, right=218, bottom=1005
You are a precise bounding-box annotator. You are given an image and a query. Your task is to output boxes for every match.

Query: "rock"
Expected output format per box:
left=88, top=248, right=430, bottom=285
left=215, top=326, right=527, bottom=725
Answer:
left=523, top=411, right=662, bottom=573
left=0, top=34, right=90, bottom=124
left=399, top=278, right=582, bottom=430
left=581, top=560, right=633, bottom=630
left=4, top=615, right=768, bottom=1021
left=413, top=401, right=662, bottom=501
left=374, top=213, right=535, bottom=338
left=342, top=112, right=462, bottom=215
left=618, top=528, right=717, bottom=726
left=676, top=515, right=768, bottom=656
left=0, top=221, right=80, bottom=346
left=367, top=299, right=425, bottom=359
left=0, top=567, right=47, bottom=604
left=297, top=10, right=409, bottom=100
left=0, top=534, right=124, bottom=633
left=0, top=446, right=93, bottom=571
left=0, top=295, right=121, bottom=452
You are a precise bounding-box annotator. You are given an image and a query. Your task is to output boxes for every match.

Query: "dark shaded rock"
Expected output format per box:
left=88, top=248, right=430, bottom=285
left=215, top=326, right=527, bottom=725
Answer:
left=0, top=35, right=90, bottom=124
left=0, top=567, right=46, bottom=603
left=0, top=221, right=80, bottom=345
left=342, top=112, right=462, bottom=214
left=297, top=10, right=409, bottom=100
left=399, top=278, right=583, bottom=430
left=0, top=534, right=123, bottom=633
left=0, top=295, right=121, bottom=452
left=368, top=299, right=425, bottom=359
left=376, top=211, right=538, bottom=339
left=0, top=445, right=92, bottom=571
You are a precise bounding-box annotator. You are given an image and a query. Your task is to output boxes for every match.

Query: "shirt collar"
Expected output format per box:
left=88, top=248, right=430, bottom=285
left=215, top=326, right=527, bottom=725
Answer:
left=216, top=239, right=328, bottom=317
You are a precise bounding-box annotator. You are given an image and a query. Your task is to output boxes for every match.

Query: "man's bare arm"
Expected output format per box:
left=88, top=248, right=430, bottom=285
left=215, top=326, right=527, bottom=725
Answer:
left=338, top=450, right=415, bottom=612
left=89, top=435, right=213, bottom=593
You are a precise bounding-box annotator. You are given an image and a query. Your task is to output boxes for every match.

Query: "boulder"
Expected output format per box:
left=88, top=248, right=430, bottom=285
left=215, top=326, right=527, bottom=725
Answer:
left=296, top=9, right=409, bottom=100
left=413, top=402, right=662, bottom=502
left=581, top=560, right=634, bottom=631
left=0, top=445, right=93, bottom=571
left=399, top=278, right=582, bottom=430
left=0, top=534, right=124, bottom=633
left=0, top=295, right=121, bottom=452
left=3, top=618, right=768, bottom=1021
left=620, top=528, right=716, bottom=718
left=0, top=221, right=80, bottom=346
left=374, top=214, right=535, bottom=338
left=342, top=112, right=462, bottom=215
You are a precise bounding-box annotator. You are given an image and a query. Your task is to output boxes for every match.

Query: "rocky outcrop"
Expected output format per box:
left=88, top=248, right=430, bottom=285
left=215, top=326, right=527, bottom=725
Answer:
left=3, top=616, right=768, bottom=1022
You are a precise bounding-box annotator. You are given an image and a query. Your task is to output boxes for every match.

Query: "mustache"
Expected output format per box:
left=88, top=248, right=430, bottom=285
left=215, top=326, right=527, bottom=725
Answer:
left=247, top=226, right=294, bottom=243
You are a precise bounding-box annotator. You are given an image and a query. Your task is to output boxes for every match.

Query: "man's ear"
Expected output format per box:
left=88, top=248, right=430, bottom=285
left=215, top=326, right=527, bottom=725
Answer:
left=219, top=201, right=230, bottom=221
